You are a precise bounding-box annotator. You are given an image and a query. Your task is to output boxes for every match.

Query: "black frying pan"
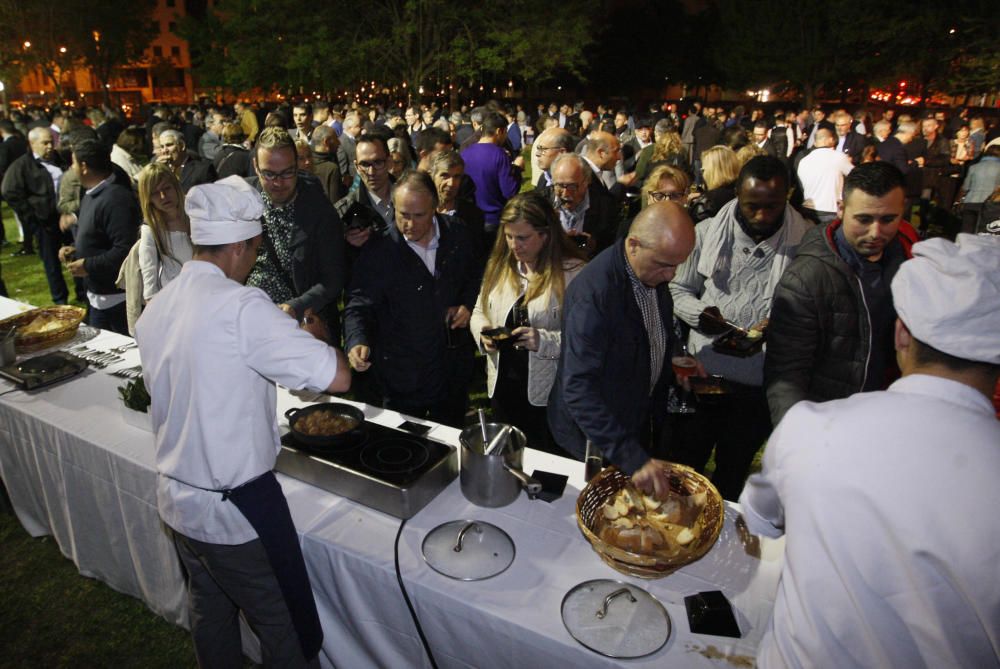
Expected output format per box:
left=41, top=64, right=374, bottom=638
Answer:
left=284, top=403, right=366, bottom=451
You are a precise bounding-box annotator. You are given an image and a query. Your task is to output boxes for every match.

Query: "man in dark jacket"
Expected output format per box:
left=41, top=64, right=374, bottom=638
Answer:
left=547, top=202, right=696, bottom=498
left=875, top=122, right=918, bottom=176
left=310, top=125, right=344, bottom=205
left=1, top=127, right=70, bottom=303
left=335, top=134, right=395, bottom=249
left=833, top=112, right=867, bottom=165
left=765, top=162, right=919, bottom=425
left=157, top=128, right=216, bottom=193
left=344, top=171, right=481, bottom=427
left=245, top=127, right=347, bottom=343
left=0, top=120, right=28, bottom=248
left=59, top=139, right=139, bottom=332
left=213, top=123, right=254, bottom=180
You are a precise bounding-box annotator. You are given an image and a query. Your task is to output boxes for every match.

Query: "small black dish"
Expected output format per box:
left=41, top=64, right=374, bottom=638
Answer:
left=711, top=329, right=765, bottom=358
left=529, top=470, right=568, bottom=503
left=481, top=327, right=519, bottom=350
left=684, top=590, right=741, bottom=638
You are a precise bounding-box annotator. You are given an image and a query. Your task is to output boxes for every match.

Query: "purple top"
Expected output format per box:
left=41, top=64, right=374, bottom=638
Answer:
left=460, top=143, right=521, bottom=227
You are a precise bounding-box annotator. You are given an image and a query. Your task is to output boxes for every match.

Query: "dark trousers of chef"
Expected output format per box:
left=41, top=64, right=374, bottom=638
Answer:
left=172, top=531, right=317, bottom=669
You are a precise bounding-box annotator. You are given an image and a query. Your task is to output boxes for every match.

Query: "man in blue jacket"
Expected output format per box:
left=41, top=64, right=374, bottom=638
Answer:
left=548, top=201, right=695, bottom=497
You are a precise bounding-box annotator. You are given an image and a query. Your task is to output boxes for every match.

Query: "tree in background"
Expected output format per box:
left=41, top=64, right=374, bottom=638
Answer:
left=588, top=0, right=721, bottom=100
left=0, top=0, right=155, bottom=105
left=182, top=0, right=593, bottom=102
left=707, top=0, right=998, bottom=106
left=73, top=1, right=158, bottom=106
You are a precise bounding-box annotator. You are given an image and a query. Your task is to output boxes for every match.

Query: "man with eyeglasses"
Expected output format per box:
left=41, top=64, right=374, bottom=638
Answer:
left=404, top=106, right=427, bottom=147
left=531, top=126, right=576, bottom=190
left=667, top=156, right=812, bottom=500
left=335, top=133, right=396, bottom=249
left=246, top=127, right=347, bottom=343
left=547, top=152, right=622, bottom=256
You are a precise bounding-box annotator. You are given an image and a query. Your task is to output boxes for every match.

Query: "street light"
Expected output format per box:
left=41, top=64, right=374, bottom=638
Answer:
left=23, top=41, right=31, bottom=49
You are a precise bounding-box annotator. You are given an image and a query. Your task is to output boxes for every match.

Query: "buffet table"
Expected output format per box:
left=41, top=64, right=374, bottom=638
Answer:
left=0, top=296, right=784, bottom=668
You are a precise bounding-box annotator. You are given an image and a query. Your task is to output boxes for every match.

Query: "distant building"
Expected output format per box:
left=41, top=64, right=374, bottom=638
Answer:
left=15, top=0, right=205, bottom=107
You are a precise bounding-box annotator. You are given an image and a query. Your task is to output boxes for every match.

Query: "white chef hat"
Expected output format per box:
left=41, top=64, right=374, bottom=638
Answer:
left=892, top=233, right=1000, bottom=364
left=185, top=176, right=264, bottom=245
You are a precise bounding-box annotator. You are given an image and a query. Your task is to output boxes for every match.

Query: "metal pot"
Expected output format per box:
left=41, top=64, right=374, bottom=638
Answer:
left=460, top=422, right=542, bottom=507
left=284, top=403, right=367, bottom=452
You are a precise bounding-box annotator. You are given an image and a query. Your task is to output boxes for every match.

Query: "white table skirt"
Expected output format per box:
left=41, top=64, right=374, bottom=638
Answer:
left=0, top=296, right=784, bottom=667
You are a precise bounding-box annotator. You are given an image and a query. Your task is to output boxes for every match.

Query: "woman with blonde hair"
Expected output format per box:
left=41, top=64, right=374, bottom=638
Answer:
left=735, top=143, right=766, bottom=168
left=471, top=191, right=586, bottom=453
left=635, top=126, right=689, bottom=183
left=640, top=164, right=691, bottom=208
left=137, top=163, right=192, bottom=299
left=690, top=145, right=740, bottom=222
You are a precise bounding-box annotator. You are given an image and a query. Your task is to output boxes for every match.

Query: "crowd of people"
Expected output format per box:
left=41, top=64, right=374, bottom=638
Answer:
left=0, top=95, right=999, bottom=667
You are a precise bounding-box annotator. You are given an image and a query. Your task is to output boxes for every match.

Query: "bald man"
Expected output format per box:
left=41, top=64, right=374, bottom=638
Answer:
left=581, top=130, right=637, bottom=200
left=548, top=202, right=696, bottom=497
left=1, top=127, right=70, bottom=303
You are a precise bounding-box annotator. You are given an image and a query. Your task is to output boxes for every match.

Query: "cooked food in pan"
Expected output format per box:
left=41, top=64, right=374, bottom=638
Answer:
left=294, top=410, right=360, bottom=436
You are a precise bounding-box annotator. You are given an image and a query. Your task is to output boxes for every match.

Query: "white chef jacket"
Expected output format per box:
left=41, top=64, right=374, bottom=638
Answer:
left=135, top=261, right=340, bottom=544
left=740, top=374, right=1000, bottom=669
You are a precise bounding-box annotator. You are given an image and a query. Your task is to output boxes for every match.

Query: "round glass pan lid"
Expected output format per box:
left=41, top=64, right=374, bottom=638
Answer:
left=422, top=519, right=516, bottom=581
left=561, top=579, right=671, bottom=659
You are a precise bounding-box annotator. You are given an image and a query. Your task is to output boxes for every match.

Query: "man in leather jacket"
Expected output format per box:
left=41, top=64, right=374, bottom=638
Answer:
left=765, top=162, right=919, bottom=425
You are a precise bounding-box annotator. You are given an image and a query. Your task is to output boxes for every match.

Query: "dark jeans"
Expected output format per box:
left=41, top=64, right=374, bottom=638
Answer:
left=961, top=203, right=982, bottom=235
left=86, top=300, right=128, bottom=334
left=172, top=532, right=313, bottom=669
left=37, top=225, right=68, bottom=304
left=662, top=383, right=772, bottom=501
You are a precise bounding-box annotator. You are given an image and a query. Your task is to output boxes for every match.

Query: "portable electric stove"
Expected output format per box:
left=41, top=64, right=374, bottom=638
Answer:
left=275, top=421, right=458, bottom=519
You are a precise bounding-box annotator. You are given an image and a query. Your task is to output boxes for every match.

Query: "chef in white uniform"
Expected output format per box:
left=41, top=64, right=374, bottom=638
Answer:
left=136, top=176, right=351, bottom=668
left=740, top=233, right=1000, bottom=669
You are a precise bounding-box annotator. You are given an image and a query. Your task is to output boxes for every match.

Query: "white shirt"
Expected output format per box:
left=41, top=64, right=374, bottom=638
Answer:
left=797, top=147, right=854, bottom=213
left=740, top=374, right=1000, bottom=669
left=367, top=188, right=394, bottom=228
left=404, top=218, right=440, bottom=274
left=135, top=261, right=340, bottom=544
left=34, top=151, right=63, bottom=193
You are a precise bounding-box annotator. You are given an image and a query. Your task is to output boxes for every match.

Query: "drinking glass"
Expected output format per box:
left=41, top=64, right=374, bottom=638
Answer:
left=669, top=346, right=698, bottom=414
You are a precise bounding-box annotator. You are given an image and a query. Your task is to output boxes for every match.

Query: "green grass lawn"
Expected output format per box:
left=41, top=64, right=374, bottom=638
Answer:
left=0, top=508, right=196, bottom=667
left=1, top=204, right=82, bottom=309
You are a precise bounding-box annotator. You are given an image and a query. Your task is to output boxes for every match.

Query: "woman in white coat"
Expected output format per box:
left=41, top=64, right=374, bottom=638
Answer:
left=471, top=191, right=586, bottom=454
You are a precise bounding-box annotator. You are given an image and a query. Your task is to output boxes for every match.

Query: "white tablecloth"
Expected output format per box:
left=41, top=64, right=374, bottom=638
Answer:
left=0, top=296, right=784, bottom=668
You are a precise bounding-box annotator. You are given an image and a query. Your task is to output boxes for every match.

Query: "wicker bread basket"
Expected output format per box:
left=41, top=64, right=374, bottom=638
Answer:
left=576, top=465, right=725, bottom=578
left=0, top=306, right=87, bottom=353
